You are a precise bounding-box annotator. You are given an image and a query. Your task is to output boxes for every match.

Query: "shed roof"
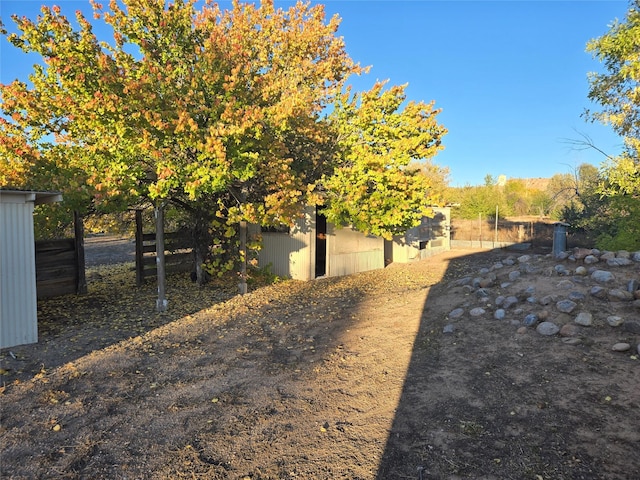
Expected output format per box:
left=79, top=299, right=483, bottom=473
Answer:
left=0, top=189, right=63, bottom=205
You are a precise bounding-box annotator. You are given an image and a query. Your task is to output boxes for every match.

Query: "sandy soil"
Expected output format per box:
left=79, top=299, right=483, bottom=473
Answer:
left=1, top=245, right=639, bottom=479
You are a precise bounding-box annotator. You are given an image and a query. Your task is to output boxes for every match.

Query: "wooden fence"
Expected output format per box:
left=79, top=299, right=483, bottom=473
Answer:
left=35, top=212, right=87, bottom=298
left=450, top=217, right=592, bottom=249
left=451, top=218, right=554, bottom=246
left=134, top=210, right=194, bottom=286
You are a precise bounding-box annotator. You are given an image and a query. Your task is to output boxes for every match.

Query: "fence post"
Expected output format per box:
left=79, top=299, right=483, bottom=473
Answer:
left=135, top=210, right=144, bottom=287
left=155, top=203, right=168, bottom=312
left=73, top=211, right=87, bottom=294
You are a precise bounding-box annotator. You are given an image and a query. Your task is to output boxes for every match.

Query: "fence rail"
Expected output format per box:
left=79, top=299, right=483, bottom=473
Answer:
left=134, top=210, right=194, bottom=285
left=35, top=224, right=87, bottom=298
left=450, top=217, right=592, bottom=250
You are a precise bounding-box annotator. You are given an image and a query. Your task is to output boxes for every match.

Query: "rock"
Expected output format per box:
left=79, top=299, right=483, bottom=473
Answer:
left=539, top=295, right=556, bottom=306
left=568, top=291, right=586, bottom=302
left=635, top=290, right=640, bottom=300
left=449, top=308, right=464, bottom=319
left=523, top=313, right=539, bottom=326
left=607, top=257, right=634, bottom=267
left=601, top=251, right=616, bottom=261
left=591, top=270, right=615, bottom=283
left=495, top=295, right=505, bottom=306
left=494, top=309, right=506, bottom=320
left=606, top=315, right=624, bottom=327
left=516, top=326, right=527, bottom=334
left=562, top=337, right=582, bottom=345
left=469, top=307, right=486, bottom=317
left=575, top=266, right=588, bottom=276
left=590, top=286, right=607, bottom=299
left=555, top=251, right=570, bottom=260
left=492, top=262, right=504, bottom=270
left=573, top=248, right=592, bottom=260
left=456, top=277, right=472, bottom=286
left=537, top=321, right=560, bottom=336
left=622, top=321, right=640, bottom=334
left=632, top=251, right=640, bottom=262
left=556, top=299, right=577, bottom=313
left=584, top=255, right=599, bottom=265
left=517, top=255, right=531, bottom=264
left=560, top=323, right=580, bottom=337
left=479, top=267, right=490, bottom=275
left=574, top=312, right=593, bottom=326
left=479, top=277, right=495, bottom=288
left=508, top=271, right=521, bottom=282
left=556, top=279, right=574, bottom=289
left=627, top=279, right=639, bottom=293
left=616, top=250, right=631, bottom=259
left=503, top=296, right=519, bottom=309
left=462, top=285, right=475, bottom=294
left=443, top=324, right=455, bottom=334
left=608, top=289, right=634, bottom=301
left=503, top=257, right=516, bottom=266
left=476, top=288, right=491, bottom=298
left=554, top=265, right=570, bottom=275
left=612, top=343, right=631, bottom=352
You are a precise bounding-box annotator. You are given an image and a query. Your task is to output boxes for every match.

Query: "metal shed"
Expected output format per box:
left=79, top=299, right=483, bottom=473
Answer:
left=255, top=206, right=384, bottom=281
left=387, top=207, right=451, bottom=264
left=0, top=189, right=62, bottom=349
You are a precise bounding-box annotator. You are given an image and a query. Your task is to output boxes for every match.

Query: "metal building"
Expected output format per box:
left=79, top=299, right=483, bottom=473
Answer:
left=256, top=206, right=385, bottom=281
left=256, top=206, right=451, bottom=281
left=387, top=207, right=451, bottom=264
left=0, top=190, right=62, bottom=349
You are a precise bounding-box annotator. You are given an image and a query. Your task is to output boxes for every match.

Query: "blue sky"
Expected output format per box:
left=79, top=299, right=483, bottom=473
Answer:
left=0, top=0, right=629, bottom=186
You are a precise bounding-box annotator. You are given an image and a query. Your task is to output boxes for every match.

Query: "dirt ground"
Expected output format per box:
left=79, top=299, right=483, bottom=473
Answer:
left=1, top=243, right=639, bottom=479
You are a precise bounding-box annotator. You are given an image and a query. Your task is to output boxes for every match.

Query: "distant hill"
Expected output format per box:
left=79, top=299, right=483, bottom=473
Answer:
left=510, top=177, right=550, bottom=191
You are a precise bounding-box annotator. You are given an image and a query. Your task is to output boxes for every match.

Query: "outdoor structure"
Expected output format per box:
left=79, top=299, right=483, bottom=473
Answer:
left=255, top=206, right=384, bottom=281
left=255, top=206, right=451, bottom=281
left=0, top=189, right=62, bottom=349
left=386, top=207, right=451, bottom=264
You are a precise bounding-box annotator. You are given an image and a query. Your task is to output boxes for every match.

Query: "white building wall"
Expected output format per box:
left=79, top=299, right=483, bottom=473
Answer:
left=0, top=192, right=38, bottom=348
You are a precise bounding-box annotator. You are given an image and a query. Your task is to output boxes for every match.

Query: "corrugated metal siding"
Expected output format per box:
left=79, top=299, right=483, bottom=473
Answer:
left=327, top=225, right=384, bottom=277
left=257, top=207, right=314, bottom=281
left=0, top=197, right=38, bottom=349
left=391, top=207, right=451, bottom=263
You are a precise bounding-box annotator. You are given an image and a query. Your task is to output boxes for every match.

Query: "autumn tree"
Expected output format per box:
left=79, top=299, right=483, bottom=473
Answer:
left=1, top=0, right=449, bottom=281
left=321, top=81, right=447, bottom=239
left=584, top=0, right=640, bottom=249
left=1, top=0, right=361, bottom=280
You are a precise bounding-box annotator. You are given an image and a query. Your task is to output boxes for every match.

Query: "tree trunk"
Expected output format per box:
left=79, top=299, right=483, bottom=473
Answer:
left=191, top=213, right=211, bottom=286
left=238, top=220, right=248, bottom=295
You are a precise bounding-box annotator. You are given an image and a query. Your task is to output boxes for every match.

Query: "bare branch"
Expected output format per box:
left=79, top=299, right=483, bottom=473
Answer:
left=559, top=129, right=613, bottom=160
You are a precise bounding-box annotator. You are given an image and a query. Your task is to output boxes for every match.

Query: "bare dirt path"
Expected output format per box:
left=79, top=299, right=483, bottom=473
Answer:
left=1, top=247, right=639, bottom=479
